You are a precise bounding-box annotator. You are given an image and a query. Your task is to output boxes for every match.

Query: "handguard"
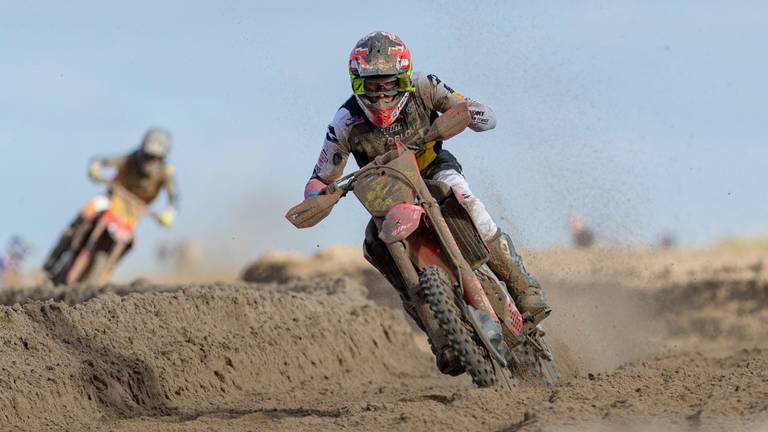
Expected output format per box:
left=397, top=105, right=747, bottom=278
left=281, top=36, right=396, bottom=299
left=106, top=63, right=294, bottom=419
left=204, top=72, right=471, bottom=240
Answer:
left=286, top=187, right=344, bottom=229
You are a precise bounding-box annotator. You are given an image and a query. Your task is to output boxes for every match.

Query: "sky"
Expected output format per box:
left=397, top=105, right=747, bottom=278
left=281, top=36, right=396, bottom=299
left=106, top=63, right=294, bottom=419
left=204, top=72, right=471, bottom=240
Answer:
left=1, top=1, right=766, bottom=277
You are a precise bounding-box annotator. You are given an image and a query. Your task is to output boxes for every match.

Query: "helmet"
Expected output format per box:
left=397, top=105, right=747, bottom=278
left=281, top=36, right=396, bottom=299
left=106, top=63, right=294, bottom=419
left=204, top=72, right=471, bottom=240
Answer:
left=140, top=128, right=172, bottom=159
left=349, top=31, right=415, bottom=128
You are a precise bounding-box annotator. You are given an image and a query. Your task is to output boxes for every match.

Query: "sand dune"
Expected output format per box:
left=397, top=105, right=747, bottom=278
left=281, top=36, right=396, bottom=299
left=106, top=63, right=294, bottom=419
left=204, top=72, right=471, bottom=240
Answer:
left=2, top=245, right=767, bottom=431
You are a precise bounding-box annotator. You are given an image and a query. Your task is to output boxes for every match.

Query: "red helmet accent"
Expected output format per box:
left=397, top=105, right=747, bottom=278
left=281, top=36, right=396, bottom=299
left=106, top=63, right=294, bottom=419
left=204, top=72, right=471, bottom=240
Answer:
left=356, top=92, right=410, bottom=128
left=349, top=32, right=414, bottom=128
left=349, top=31, right=412, bottom=77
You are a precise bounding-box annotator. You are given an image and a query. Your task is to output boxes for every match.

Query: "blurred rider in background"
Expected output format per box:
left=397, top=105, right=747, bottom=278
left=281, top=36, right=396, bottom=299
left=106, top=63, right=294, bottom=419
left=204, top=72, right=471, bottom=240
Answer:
left=43, top=128, right=179, bottom=274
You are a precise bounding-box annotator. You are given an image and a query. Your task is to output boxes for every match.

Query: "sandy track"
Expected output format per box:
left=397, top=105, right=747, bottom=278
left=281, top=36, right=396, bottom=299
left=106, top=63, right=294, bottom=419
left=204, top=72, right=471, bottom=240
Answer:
left=3, top=247, right=768, bottom=431
left=115, top=349, right=768, bottom=432
left=0, top=280, right=432, bottom=431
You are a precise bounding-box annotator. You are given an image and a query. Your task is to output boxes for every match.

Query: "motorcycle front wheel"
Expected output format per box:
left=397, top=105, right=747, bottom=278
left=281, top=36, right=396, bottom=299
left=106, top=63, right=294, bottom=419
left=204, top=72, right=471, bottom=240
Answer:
left=420, top=265, right=497, bottom=388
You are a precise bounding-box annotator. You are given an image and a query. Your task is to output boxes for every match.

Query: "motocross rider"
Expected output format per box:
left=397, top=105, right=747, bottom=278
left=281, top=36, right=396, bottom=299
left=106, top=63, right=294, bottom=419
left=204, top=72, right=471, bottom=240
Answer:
left=304, top=31, right=550, bottom=373
left=43, top=128, right=178, bottom=274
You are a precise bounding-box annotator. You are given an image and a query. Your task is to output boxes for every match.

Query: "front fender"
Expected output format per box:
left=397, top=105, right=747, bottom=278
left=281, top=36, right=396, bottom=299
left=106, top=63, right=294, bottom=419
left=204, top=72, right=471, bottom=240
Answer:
left=378, top=203, right=424, bottom=244
left=80, top=195, right=111, bottom=220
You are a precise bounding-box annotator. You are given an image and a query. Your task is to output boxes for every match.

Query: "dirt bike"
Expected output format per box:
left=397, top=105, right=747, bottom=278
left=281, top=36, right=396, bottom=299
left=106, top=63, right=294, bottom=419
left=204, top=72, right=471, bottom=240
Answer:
left=286, top=103, right=558, bottom=388
left=45, top=182, right=161, bottom=286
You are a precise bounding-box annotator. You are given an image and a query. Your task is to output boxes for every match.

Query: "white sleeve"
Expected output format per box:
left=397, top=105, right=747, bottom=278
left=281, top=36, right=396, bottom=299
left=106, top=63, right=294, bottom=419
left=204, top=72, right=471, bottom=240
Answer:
left=467, top=100, right=497, bottom=132
left=310, top=108, right=353, bottom=184
left=415, top=72, right=497, bottom=132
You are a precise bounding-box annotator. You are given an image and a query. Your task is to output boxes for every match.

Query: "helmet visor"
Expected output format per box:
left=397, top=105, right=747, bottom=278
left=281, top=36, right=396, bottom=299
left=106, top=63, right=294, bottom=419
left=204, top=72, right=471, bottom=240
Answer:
left=365, top=76, right=399, bottom=93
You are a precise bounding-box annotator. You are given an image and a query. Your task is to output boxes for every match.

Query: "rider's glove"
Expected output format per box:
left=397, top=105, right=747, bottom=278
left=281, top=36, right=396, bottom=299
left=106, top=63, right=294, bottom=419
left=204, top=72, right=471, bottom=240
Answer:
left=88, top=163, right=102, bottom=181
left=304, top=178, right=327, bottom=199
left=159, top=208, right=176, bottom=228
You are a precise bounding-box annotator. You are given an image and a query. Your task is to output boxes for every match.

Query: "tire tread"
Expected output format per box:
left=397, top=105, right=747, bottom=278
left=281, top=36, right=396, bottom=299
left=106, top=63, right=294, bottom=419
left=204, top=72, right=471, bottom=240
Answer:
left=420, top=265, right=496, bottom=387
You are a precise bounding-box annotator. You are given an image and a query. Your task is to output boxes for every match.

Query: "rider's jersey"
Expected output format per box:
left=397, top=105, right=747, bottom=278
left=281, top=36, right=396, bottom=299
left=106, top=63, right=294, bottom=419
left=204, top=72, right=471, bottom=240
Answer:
left=98, top=152, right=176, bottom=204
left=309, top=72, right=496, bottom=185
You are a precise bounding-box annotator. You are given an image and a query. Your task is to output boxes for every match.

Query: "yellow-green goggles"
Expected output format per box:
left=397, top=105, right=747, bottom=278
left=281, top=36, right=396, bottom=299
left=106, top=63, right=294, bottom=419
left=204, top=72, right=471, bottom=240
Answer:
left=351, top=72, right=415, bottom=96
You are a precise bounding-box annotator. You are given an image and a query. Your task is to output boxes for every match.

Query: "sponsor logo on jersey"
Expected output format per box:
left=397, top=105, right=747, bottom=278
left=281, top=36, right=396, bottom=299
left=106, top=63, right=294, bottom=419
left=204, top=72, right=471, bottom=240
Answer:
left=427, top=74, right=442, bottom=87
left=326, top=126, right=339, bottom=144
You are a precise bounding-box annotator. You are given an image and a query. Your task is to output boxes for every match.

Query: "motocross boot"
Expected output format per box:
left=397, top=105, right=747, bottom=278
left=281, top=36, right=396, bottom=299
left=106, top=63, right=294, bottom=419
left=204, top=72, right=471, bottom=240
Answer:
left=486, top=230, right=551, bottom=325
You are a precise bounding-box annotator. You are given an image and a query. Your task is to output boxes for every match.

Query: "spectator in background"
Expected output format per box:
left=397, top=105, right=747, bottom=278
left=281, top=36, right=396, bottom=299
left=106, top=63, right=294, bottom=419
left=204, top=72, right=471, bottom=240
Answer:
left=657, top=231, right=677, bottom=250
left=568, top=213, right=595, bottom=248
left=0, top=236, right=30, bottom=287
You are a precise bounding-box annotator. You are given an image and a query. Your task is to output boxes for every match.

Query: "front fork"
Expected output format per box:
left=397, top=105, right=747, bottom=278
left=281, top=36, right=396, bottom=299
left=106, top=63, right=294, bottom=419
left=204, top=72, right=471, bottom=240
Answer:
left=409, top=199, right=526, bottom=345
left=66, top=216, right=108, bottom=284
left=418, top=200, right=524, bottom=338
left=382, top=217, right=518, bottom=363
left=384, top=240, right=451, bottom=352
left=370, top=204, right=523, bottom=362
left=66, top=216, right=125, bottom=285
left=423, top=194, right=526, bottom=342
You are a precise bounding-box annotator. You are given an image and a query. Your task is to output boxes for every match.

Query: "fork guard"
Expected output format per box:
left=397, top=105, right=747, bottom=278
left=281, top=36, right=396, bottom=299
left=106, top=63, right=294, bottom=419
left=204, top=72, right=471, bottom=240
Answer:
left=378, top=203, right=425, bottom=244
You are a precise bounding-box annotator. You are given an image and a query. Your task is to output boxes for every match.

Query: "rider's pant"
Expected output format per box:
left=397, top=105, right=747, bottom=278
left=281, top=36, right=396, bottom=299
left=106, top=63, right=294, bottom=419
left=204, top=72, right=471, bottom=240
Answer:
left=428, top=169, right=499, bottom=242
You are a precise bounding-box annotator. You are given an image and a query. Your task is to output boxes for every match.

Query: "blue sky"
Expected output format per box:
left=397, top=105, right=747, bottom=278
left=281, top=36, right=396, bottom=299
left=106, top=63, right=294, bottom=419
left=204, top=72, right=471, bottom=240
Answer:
left=1, top=1, right=766, bottom=276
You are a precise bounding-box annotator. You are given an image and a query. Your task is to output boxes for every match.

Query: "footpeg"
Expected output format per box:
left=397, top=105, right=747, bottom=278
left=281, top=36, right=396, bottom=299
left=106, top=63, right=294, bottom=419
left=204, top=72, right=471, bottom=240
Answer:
left=526, top=307, right=551, bottom=325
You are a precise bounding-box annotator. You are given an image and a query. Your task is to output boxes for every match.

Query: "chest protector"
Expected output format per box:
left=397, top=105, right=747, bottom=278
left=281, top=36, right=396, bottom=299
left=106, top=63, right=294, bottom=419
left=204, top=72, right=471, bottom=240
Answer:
left=345, top=96, right=441, bottom=171
left=113, top=154, right=167, bottom=203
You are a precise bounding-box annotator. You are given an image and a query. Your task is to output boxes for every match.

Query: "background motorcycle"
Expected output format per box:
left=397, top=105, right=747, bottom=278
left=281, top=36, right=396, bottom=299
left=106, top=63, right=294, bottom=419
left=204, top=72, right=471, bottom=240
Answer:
left=45, top=182, right=163, bottom=286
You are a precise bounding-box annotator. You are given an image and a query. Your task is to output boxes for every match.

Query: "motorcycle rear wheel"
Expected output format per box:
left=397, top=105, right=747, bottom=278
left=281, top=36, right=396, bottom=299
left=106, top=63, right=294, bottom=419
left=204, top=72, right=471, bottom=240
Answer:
left=420, top=265, right=497, bottom=388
